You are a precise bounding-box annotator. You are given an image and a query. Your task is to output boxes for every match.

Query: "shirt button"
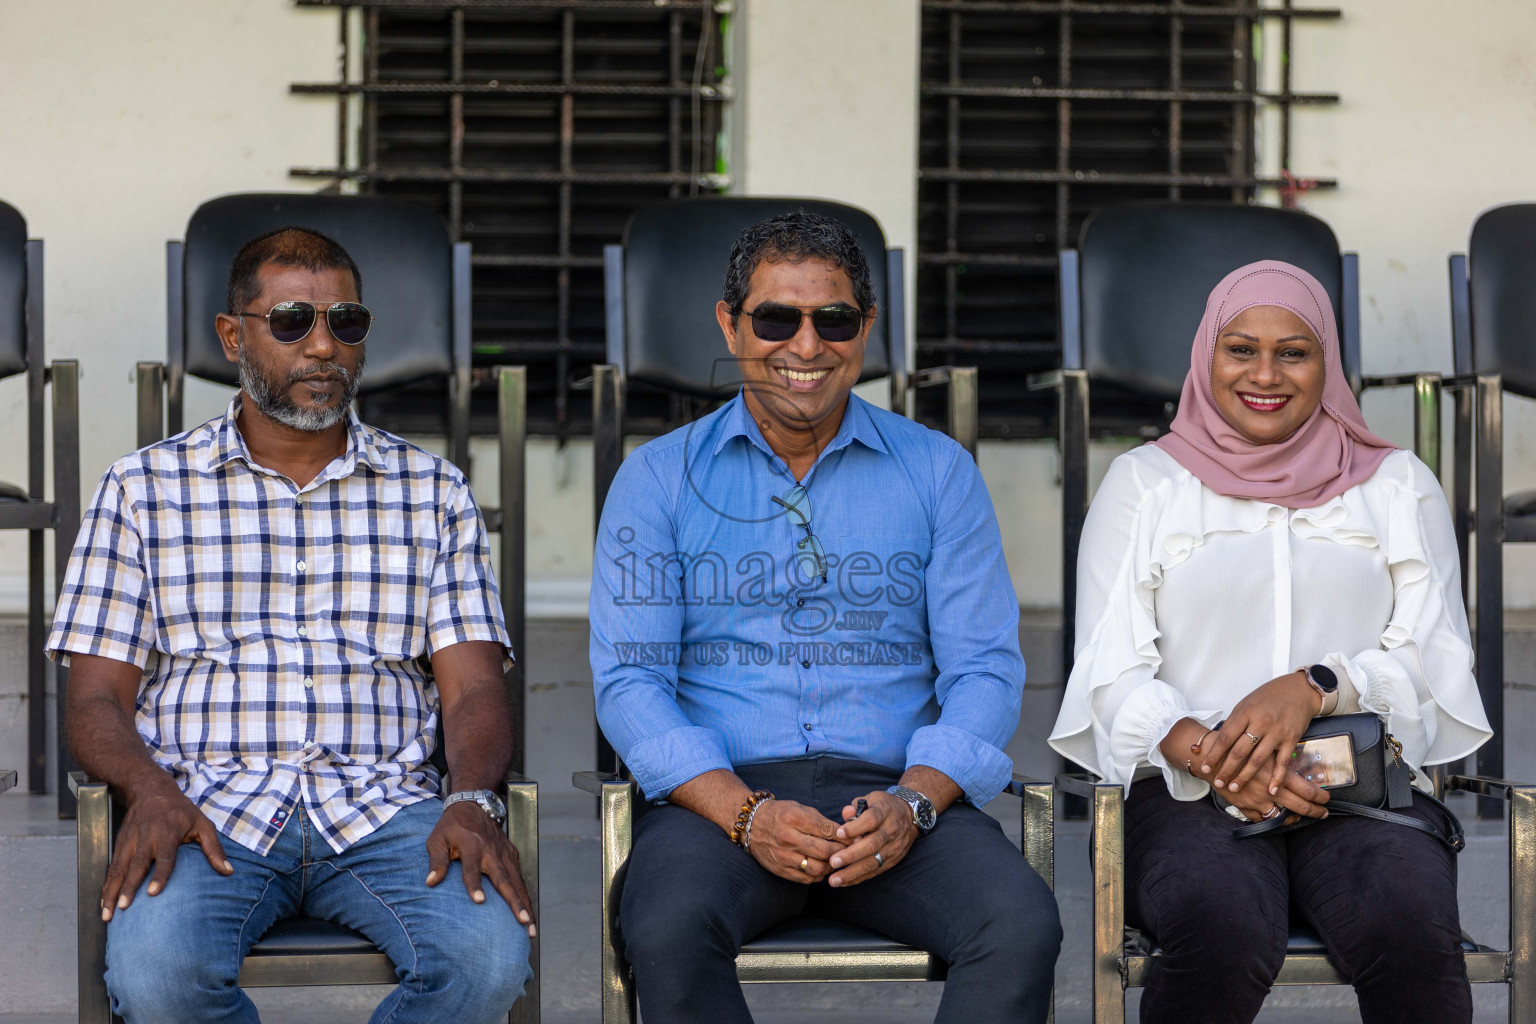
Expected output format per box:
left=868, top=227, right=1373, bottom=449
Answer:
left=303, top=676, right=313, bottom=688
left=796, top=598, right=805, bottom=607
left=297, top=626, right=307, bottom=637
left=296, top=560, right=307, bottom=572
left=295, top=495, right=303, bottom=505
left=801, top=660, right=811, bottom=669
left=803, top=722, right=813, bottom=730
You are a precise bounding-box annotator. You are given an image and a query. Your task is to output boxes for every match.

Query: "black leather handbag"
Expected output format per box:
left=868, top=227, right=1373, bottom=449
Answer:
left=1216, top=712, right=1465, bottom=852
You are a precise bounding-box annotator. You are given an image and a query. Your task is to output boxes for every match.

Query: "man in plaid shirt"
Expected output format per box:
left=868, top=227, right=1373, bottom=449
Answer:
left=48, top=227, right=531, bottom=1024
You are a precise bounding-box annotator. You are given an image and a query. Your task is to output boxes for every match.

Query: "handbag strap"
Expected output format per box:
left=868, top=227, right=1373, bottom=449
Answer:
left=1230, top=792, right=1466, bottom=852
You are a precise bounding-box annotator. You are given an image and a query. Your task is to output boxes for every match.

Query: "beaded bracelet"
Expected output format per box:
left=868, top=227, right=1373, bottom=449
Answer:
left=730, top=790, right=774, bottom=849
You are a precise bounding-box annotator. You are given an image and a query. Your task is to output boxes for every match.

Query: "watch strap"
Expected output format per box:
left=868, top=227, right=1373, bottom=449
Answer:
left=445, top=788, right=506, bottom=825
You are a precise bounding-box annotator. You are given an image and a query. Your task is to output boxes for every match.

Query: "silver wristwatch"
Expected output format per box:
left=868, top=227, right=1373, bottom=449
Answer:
left=886, top=785, right=938, bottom=836
left=444, top=788, right=507, bottom=827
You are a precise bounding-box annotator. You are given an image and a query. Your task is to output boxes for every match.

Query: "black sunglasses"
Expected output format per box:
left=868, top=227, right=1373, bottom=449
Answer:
left=233, top=301, right=374, bottom=346
left=744, top=303, right=867, bottom=344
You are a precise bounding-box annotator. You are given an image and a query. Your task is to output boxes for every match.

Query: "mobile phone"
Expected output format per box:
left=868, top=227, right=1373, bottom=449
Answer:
left=1293, top=733, right=1357, bottom=789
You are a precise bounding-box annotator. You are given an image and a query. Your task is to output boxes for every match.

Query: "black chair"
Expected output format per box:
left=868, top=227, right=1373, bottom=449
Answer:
left=574, top=768, right=1054, bottom=1024
left=73, top=769, right=540, bottom=1024
left=0, top=199, right=80, bottom=809
left=591, top=195, right=977, bottom=771
left=1038, top=200, right=1439, bottom=684
left=1446, top=202, right=1536, bottom=815
left=136, top=192, right=529, bottom=767
left=123, top=193, right=538, bottom=1014
left=1059, top=772, right=1534, bottom=1022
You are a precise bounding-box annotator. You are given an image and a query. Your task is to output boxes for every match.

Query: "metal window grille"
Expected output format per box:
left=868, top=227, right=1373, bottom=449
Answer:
left=291, top=0, right=729, bottom=439
left=916, top=0, right=1339, bottom=437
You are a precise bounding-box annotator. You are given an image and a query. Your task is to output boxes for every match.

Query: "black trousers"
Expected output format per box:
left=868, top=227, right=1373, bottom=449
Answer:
left=619, top=757, right=1062, bottom=1024
left=1124, top=777, right=1471, bottom=1024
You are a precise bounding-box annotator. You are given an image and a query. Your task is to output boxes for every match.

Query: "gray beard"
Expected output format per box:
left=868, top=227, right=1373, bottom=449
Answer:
left=238, top=343, right=364, bottom=433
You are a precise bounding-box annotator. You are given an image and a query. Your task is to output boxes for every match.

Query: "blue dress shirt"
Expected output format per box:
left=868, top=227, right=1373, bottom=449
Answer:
left=589, top=392, right=1025, bottom=804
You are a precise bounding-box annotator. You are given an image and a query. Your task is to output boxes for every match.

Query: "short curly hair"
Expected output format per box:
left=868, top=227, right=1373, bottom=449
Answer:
left=721, top=210, right=875, bottom=316
left=227, top=226, right=361, bottom=315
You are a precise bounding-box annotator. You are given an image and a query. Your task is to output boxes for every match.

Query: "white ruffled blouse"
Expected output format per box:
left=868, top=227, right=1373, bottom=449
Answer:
left=1048, top=445, right=1492, bottom=801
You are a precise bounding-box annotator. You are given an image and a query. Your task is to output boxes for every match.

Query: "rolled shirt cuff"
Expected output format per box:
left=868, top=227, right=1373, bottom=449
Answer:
left=905, top=724, right=1014, bottom=806
left=621, top=725, right=733, bottom=802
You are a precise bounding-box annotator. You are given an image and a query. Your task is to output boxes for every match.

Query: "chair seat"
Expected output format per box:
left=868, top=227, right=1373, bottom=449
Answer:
left=248, top=916, right=380, bottom=958
left=0, top=480, right=25, bottom=502
left=1506, top=489, right=1536, bottom=519
left=1128, top=923, right=1481, bottom=959
left=742, top=917, right=924, bottom=956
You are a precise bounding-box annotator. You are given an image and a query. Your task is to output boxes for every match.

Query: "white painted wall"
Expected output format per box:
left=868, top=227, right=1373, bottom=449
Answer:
left=0, top=0, right=339, bottom=606
left=1284, top=0, right=1536, bottom=605
left=3, top=0, right=1536, bottom=628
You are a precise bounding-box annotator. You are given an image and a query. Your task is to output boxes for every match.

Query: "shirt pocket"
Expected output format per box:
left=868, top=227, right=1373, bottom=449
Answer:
left=337, top=543, right=434, bottom=660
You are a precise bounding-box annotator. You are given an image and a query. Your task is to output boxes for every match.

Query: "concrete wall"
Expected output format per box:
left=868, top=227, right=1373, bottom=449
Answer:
left=4, top=0, right=1536, bottom=628
left=0, top=0, right=339, bottom=611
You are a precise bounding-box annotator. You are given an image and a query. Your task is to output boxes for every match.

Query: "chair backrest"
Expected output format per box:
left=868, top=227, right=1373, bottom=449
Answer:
left=181, top=193, right=455, bottom=394
left=1468, top=202, right=1536, bottom=399
left=618, top=197, right=894, bottom=398
left=1076, top=202, right=1348, bottom=405
left=0, top=199, right=27, bottom=380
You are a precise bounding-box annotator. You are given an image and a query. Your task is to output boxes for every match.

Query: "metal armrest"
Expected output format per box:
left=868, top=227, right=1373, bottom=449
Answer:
left=574, top=771, right=637, bottom=1020
left=1058, top=773, right=1128, bottom=1008
left=1003, top=775, right=1055, bottom=892
left=1448, top=774, right=1536, bottom=800
left=1360, top=373, right=1436, bottom=389
left=910, top=365, right=979, bottom=458
left=73, top=771, right=113, bottom=1024
left=501, top=772, right=540, bottom=1024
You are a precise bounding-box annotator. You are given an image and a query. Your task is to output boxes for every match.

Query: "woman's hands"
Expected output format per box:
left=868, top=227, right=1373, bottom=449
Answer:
left=1199, top=670, right=1322, bottom=799
left=1208, top=747, right=1331, bottom=823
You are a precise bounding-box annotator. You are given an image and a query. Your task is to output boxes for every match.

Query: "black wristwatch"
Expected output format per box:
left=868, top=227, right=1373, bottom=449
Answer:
left=886, top=785, right=938, bottom=837
left=1299, top=663, right=1339, bottom=716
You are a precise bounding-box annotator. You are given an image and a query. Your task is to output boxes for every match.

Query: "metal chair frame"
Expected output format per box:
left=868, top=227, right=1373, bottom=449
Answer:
left=1059, top=772, right=1534, bottom=1023
left=573, top=770, right=1054, bottom=1024
left=1440, top=249, right=1528, bottom=817
left=0, top=232, right=81, bottom=809
left=72, top=770, right=540, bottom=1024
left=0, top=769, right=15, bottom=795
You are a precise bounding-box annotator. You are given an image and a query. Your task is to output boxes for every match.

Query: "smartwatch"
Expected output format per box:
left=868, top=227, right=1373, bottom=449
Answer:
left=886, top=785, right=938, bottom=837
left=1299, top=663, right=1340, bottom=716
left=444, top=788, right=508, bottom=828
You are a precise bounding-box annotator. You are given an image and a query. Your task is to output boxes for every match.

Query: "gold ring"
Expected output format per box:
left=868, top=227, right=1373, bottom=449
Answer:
left=799, top=858, right=809, bottom=872
left=1247, top=732, right=1261, bottom=746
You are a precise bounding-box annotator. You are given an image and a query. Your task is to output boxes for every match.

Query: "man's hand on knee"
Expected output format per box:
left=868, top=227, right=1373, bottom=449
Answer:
left=425, top=802, right=537, bottom=936
left=746, top=799, right=847, bottom=884
left=826, top=791, right=917, bottom=888
left=101, top=780, right=232, bottom=921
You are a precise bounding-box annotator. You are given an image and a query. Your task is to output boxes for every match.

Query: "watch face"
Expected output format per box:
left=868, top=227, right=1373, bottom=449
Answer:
left=1309, top=664, right=1339, bottom=692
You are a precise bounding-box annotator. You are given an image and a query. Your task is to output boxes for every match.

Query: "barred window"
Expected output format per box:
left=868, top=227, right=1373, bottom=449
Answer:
left=915, top=0, right=1337, bottom=437
left=293, top=0, right=729, bottom=439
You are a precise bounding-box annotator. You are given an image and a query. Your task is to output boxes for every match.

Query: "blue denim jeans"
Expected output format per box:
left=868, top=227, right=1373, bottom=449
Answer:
left=103, top=798, right=531, bottom=1024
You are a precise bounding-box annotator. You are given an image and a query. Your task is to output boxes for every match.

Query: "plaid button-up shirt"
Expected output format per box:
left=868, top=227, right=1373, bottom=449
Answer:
left=47, top=397, right=512, bottom=856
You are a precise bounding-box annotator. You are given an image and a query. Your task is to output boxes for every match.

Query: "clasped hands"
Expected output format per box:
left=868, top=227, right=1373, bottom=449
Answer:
left=745, top=790, right=917, bottom=887
left=1180, top=669, right=1332, bottom=824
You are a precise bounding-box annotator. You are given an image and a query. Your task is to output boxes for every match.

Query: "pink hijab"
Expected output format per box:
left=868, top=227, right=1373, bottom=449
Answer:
left=1153, top=260, right=1396, bottom=508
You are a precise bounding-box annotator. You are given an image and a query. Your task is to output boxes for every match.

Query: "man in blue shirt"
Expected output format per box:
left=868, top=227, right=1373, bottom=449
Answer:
left=589, top=211, right=1061, bottom=1023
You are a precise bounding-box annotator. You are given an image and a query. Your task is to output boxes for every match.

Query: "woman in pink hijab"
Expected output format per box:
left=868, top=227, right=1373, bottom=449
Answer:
left=1050, top=261, right=1491, bottom=1023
